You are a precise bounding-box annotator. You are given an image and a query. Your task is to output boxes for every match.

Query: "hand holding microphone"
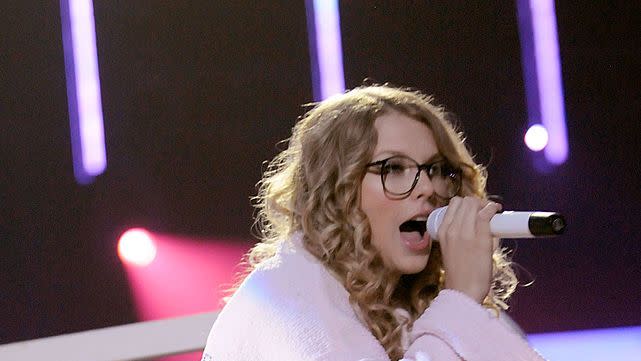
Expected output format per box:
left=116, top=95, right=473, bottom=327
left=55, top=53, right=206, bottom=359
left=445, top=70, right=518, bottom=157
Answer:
left=432, top=197, right=566, bottom=303
left=435, top=198, right=501, bottom=303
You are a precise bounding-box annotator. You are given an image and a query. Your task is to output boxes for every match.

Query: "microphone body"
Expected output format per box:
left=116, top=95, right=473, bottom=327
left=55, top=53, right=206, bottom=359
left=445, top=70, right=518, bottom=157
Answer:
left=426, top=206, right=566, bottom=240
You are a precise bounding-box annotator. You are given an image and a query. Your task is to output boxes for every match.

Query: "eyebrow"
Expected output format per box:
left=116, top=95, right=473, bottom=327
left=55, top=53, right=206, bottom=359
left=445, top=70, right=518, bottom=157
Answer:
left=372, top=151, right=444, bottom=164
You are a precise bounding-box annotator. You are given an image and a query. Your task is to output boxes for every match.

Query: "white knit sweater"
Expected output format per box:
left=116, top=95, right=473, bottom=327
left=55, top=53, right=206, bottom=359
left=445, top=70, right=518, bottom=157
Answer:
left=202, top=234, right=545, bottom=361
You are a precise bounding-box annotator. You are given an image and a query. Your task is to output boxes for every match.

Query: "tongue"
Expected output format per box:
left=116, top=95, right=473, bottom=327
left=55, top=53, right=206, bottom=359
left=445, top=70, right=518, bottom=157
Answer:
left=400, top=230, right=423, bottom=244
left=400, top=229, right=430, bottom=251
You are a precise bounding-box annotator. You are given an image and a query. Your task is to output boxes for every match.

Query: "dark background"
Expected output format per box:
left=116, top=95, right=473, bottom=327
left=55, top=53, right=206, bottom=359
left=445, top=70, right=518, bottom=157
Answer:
left=1, top=1, right=640, bottom=343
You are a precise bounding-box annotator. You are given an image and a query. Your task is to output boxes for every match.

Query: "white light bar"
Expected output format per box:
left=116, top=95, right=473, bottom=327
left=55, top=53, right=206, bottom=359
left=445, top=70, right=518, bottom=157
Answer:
left=529, top=326, right=641, bottom=360
left=0, top=312, right=217, bottom=361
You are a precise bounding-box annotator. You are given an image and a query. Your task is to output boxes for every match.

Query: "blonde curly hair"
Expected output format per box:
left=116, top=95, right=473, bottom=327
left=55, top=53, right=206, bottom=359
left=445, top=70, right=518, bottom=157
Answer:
left=248, top=85, right=517, bottom=360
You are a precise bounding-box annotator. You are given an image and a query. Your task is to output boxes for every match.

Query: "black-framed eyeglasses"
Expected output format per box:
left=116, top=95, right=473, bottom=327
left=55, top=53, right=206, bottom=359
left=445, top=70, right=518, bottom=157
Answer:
left=366, top=155, right=462, bottom=199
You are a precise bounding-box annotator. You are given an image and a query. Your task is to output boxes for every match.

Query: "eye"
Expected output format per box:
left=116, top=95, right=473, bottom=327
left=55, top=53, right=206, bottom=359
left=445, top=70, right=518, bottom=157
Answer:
left=428, top=161, right=452, bottom=177
left=381, top=159, right=409, bottom=175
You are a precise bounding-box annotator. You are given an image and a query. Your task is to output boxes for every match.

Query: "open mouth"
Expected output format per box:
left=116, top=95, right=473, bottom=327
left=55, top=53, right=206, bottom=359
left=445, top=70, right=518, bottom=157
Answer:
left=399, top=219, right=427, bottom=237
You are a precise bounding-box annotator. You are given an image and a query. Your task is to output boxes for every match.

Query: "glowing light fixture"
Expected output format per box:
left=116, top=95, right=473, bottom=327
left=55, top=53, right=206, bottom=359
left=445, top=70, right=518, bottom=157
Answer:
left=528, top=326, right=641, bottom=360
left=305, top=0, right=345, bottom=100
left=60, top=0, right=107, bottom=184
left=517, top=0, right=568, bottom=164
left=118, top=228, right=157, bottom=267
left=524, top=124, right=549, bottom=151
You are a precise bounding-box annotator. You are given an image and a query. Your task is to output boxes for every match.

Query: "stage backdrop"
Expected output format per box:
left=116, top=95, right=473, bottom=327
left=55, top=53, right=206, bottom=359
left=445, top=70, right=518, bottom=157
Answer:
left=1, top=1, right=640, bottom=347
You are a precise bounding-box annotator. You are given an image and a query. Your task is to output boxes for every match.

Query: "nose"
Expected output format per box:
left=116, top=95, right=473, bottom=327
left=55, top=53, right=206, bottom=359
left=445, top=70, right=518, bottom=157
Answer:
left=413, top=168, right=435, bottom=199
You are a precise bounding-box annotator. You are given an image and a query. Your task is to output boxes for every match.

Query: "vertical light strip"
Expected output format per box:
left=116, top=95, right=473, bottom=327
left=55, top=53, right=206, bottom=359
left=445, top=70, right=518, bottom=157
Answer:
left=518, top=0, right=568, bottom=165
left=306, top=0, right=345, bottom=101
left=61, top=0, right=106, bottom=184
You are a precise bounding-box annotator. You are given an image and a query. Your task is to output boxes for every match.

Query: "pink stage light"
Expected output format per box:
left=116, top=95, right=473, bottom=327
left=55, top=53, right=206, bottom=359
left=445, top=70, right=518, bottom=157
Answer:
left=524, top=124, right=549, bottom=152
left=120, top=232, right=251, bottom=361
left=118, top=228, right=157, bottom=267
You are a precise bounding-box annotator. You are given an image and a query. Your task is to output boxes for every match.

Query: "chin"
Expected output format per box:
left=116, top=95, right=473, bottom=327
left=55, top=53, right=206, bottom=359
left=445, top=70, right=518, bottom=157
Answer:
left=394, top=254, right=430, bottom=275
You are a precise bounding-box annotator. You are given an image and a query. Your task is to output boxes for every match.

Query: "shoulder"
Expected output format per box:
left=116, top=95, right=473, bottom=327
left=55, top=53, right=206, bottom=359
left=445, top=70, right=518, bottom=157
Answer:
left=203, top=234, right=386, bottom=360
left=235, top=235, right=338, bottom=306
left=230, top=234, right=356, bottom=325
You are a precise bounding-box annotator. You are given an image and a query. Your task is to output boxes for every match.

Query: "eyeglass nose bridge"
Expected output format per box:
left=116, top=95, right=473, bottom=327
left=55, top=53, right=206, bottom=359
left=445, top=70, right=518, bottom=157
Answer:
left=416, top=163, right=436, bottom=179
left=409, top=164, right=437, bottom=194
left=413, top=162, right=462, bottom=199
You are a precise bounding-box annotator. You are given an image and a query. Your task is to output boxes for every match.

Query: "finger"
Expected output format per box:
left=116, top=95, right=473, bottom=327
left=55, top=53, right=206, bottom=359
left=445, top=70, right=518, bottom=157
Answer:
left=487, top=194, right=504, bottom=210
left=483, top=198, right=503, bottom=214
left=492, top=235, right=501, bottom=251
left=478, top=201, right=502, bottom=250
left=478, top=201, right=501, bottom=222
left=458, top=197, right=482, bottom=240
left=437, top=196, right=462, bottom=243
left=476, top=202, right=501, bottom=247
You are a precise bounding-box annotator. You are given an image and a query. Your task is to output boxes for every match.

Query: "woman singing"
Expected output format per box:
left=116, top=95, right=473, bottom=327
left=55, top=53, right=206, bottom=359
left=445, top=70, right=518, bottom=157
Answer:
left=202, top=85, right=545, bottom=360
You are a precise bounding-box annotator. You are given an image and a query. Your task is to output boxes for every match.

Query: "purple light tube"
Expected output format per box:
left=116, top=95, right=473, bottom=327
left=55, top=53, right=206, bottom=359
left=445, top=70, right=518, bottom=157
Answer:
left=517, top=0, right=568, bottom=165
left=60, top=0, right=106, bottom=184
left=305, top=0, right=345, bottom=101
left=528, top=326, right=641, bottom=360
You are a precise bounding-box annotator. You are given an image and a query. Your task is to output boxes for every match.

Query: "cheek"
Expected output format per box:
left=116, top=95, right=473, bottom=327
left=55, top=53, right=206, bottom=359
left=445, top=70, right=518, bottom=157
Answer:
left=360, top=176, right=394, bottom=241
left=360, top=175, right=383, bottom=220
